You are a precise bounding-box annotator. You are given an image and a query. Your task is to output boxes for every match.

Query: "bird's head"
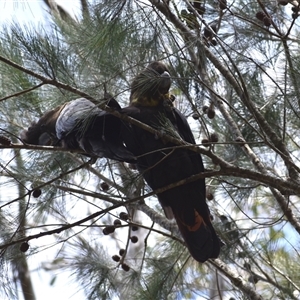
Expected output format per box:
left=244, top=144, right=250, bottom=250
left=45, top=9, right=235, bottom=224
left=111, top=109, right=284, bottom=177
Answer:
left=130, top=61, right=172, bottom=106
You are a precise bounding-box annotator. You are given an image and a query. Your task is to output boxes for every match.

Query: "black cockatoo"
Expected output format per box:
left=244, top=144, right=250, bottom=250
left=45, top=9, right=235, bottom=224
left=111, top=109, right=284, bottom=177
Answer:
left=121, top=61, right=222, bottom=262
left=21, top=95, right=136, bottom=163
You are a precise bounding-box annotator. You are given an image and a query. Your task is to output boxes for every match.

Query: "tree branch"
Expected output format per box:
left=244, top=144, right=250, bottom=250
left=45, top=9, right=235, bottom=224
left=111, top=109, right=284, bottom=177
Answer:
left=210, top=259, right=263, bottom=300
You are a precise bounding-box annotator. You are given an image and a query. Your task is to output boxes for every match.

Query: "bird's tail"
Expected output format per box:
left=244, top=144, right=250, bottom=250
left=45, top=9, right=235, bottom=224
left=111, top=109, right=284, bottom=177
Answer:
left=172, top=208, right=221, bottom=263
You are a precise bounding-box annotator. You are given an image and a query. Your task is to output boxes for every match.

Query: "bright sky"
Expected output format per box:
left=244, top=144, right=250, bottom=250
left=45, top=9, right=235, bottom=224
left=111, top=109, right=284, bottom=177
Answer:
left=0, top=0, right=81, bottom=25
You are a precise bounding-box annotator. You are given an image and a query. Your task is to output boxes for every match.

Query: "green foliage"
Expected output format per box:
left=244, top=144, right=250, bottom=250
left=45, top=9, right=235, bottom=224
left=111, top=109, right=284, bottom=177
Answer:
left=1, top=0, right=300, bottom=299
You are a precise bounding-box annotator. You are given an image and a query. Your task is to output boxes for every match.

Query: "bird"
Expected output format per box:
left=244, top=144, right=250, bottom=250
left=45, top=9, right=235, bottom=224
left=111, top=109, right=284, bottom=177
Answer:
left=20, top=94, right=136, bottom=163
left=121, top=61, right=222, bottom=262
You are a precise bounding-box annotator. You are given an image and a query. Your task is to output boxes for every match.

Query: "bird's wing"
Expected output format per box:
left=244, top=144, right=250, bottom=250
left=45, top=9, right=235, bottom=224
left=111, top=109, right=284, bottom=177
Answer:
left=171, top=108, right=222, bottom=260
left=121, top=103, right=222, bottom=262
left=172, top=107, right=197, bottom=144
left=21, top=96, right=136, bottom=163
left=56, top=97, right=136, bottom=163
left=56, top=98, right=99, bottom=140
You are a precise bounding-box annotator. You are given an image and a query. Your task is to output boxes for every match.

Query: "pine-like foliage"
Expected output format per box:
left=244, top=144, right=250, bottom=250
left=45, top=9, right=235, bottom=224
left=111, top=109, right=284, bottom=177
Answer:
left=1, top=0, right=300, bottom=299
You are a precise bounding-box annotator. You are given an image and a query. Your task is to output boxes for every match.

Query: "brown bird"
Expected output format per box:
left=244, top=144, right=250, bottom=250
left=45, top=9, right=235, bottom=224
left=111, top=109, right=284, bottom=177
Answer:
left=21, top=95, right=136, bottom=163
left=121, top=61, right=222, bottom=262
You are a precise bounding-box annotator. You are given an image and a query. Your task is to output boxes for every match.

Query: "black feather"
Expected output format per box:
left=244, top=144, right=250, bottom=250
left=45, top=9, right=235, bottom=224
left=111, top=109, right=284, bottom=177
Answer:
left=21, top=96, right=136, bottom=163
left=121, top=61, right=222, bottom=262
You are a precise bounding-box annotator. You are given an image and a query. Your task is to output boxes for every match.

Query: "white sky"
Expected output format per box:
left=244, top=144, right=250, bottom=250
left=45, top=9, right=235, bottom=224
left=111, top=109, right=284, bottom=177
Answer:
left=0, top=0, right=81, bottom=26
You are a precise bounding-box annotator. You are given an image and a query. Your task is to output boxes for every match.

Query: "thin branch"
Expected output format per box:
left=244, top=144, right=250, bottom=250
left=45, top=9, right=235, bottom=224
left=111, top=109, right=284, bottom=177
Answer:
left=210, top=259, right=263, bottom=300
left=0, top=55, right=91, bottom=100
left=0, top=83, right=44, bottom=103
left=2, top=142, right=300, bottom=195
left=0, top=159, right=92, bottom=209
